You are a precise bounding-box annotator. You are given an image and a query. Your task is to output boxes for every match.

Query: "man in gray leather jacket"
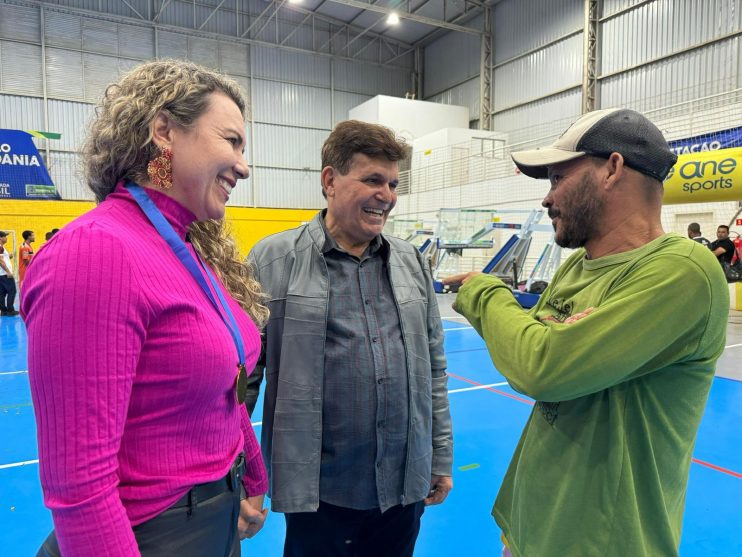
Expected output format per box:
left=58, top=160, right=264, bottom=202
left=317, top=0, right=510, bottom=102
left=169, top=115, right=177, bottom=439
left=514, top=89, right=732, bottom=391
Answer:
left=245, top=120, right=453, bottom=557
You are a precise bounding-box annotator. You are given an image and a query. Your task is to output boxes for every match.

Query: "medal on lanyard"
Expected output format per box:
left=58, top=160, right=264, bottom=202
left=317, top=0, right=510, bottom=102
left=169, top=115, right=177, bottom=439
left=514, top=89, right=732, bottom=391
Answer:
left=126, top=183, right=248, bottom=404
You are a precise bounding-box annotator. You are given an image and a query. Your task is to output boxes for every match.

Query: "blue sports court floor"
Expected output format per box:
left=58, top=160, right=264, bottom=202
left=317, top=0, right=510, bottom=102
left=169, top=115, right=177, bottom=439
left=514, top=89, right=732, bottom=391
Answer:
left=2, top=305, right=741, bottom=556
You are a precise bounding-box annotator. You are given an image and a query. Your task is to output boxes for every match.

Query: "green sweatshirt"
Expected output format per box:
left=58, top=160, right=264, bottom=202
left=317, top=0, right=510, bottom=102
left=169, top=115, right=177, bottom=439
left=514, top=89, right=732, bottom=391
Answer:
left=454, top=233, right=728, bottom=557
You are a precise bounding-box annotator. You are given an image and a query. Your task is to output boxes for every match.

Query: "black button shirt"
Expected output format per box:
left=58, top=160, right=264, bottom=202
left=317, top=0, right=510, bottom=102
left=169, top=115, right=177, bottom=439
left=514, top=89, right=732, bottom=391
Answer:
left=318, top=214, right=409, bottom=511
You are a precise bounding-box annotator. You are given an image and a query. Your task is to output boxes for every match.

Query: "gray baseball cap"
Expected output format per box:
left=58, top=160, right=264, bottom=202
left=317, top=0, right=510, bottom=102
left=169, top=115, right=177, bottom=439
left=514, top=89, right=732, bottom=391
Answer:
left=511, top=108, right=677, bottom=181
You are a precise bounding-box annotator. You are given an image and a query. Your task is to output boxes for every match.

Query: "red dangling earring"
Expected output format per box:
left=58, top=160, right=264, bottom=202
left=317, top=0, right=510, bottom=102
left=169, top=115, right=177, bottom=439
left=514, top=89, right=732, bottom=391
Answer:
left=147, top=146, right=173, bottom=190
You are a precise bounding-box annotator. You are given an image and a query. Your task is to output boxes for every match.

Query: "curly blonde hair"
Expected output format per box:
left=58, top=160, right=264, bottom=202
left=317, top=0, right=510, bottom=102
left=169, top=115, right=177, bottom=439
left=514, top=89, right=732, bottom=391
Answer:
left=191, top=220, right=269, bottom=327
left=82, top=59, right=268, bottom=326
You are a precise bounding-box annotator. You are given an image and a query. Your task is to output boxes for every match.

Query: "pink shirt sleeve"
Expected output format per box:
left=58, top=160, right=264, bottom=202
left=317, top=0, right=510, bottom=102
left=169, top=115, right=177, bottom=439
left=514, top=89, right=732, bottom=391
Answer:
left=24, top=227, right=147, bottom=557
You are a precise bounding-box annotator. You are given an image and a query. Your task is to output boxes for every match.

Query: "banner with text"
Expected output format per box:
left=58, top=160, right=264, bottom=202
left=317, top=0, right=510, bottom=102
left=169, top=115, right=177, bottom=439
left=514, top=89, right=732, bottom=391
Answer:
left=0, top=129, right=60, bottom=200
left=663, top=146, right=742, bottom=204
left=667, top=127, right=742, bottom=155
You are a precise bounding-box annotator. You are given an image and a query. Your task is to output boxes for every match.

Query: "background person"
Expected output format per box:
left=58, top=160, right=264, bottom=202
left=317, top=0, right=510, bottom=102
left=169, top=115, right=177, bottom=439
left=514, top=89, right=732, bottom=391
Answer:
left=19, top=230, right=35, bottom=287
left=445, top=108, right=728, bottom=557
left=246, top=120, right=453, bottom=557
left=0, top=230, right=18, bottom=316
left=687, top=222, right=709, bottom=247
left=710, top=224, right=736, bottom=265
left=23, top=59, right=269, bottom=557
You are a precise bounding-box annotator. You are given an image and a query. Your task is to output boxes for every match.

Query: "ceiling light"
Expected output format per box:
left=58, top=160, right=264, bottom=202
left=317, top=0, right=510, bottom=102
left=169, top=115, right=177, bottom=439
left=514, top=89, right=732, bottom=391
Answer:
left=387, top=12, right=400, bottom=25
left=288, top=0, right=302, bottom=4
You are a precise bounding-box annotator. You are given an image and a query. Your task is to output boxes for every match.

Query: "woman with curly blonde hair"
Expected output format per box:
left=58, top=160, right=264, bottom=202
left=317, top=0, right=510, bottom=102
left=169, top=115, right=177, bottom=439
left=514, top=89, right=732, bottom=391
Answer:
left=24, top=59, right=269, bottom=557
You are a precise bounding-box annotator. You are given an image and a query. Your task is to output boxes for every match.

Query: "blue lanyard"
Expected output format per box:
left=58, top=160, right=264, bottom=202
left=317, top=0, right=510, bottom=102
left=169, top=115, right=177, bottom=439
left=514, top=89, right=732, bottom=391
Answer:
left=126, top=183, right=246, bottom=369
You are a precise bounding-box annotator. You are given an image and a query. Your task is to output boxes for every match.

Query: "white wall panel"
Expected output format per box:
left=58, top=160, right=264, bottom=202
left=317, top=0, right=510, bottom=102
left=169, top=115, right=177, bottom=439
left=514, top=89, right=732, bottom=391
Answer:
left=83, top=53, right=123, bottom=102
left=56, top=0, right=102, bottom=11
left=253, top=167, right=324, bottom=209
left=252, top=79, right=331, bottom=128
left=160, top=0, right=201, bottom=29
left=494, top=33, right=582, bottom=111
left=82, top=18, right=118, bottom=56
left=253, top=124, right=327, bottom=170
left=44, top=10, right=82, bottom=50
left=0, top=3, right=40, bottom=43
left=49, top=150, right=91, bottom=201
left=253, top=46, right=331, bottom=88
left=0, top=41, right=43, bottom=96
left=199, top=6, right=236, bottom=36
left=492, top=89, right=582, bottom=145
left=98, top=0, right=149, bottom=18
left=188, top=36, right=220, bottom=69
left=220, top=43, right=249, bottom=77
left=600, top=38, right=741, bottom=112
left=602, top=0, right=654, bottom=14
left=427, top=77, right=481, bottom=122
left=494, top=0, right=582, bottom=63
left=0, top=94, right=44, bottom=131
left=117, top=57, right=141, bottom=75
left=0, top=1, right=425, bottom=211
left=601, top=0, right=742, bottom=75
left=333, top=91, right=372, bottom=124
left=333, top=59, right=410, bottom=96
left=157, top=30, right=189, bottom=59
left=45, top=47, right=83, bottom=99
left=119, top=24, right=154, bottom=60
left=48, top=99, right=94, bottom=151
left=265, top=21, right=317, bottom=54
left=424, top=21, right=480, bottom=96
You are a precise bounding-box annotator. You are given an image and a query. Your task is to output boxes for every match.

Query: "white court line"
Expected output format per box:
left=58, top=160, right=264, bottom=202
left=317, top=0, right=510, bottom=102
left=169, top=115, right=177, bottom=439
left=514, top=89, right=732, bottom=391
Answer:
left=0, top=424, right=266, bottom=469
left=0, top=459, right=38, bottom=470
left=443, top=326, right=474, bottom=332
left=0, top=383, right=507, bottom=470
left=2, top=339, right=740, bottom=468
left=448, top=382, right=508, bottom=394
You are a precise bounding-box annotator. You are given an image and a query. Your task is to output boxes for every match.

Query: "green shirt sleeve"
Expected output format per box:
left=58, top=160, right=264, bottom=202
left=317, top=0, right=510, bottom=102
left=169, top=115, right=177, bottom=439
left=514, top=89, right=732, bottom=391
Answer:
left=453, top=252, right=718, bottom=402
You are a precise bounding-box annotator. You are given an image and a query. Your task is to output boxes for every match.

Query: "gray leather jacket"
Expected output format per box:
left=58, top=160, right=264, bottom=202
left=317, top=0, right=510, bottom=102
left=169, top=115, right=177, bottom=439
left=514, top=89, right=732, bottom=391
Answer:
left=245, top=212, right=453, bottom=513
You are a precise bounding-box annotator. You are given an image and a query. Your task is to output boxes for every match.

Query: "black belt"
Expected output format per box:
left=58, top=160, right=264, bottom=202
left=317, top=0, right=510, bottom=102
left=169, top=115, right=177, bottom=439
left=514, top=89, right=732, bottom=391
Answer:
left=171, top=453, right=246, bottom=509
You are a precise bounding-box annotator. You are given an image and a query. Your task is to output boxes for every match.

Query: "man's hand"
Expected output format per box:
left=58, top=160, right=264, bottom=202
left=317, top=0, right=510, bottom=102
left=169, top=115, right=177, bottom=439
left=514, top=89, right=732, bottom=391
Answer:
left=441, top=271, right=483, bottom=287
left=424, top=475, right=453, bottom=506
left=238, top=495, right=269, bottom=539
left=541, top=307, right=595, bottom=325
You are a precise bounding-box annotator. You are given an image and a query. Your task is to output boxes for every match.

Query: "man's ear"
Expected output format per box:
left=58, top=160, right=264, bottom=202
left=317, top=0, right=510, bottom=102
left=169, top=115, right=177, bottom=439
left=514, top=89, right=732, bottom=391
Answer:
left=321, top=166, right=336, bottom=199
left=150, top=110, right=177, bottom=150
left=602, top=152, right=625, bottom=191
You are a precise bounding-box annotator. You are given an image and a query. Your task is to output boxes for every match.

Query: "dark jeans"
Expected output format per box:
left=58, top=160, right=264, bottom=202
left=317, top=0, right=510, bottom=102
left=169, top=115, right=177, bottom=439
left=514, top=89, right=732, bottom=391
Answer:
left=284, top=500, right=425, bottom=557
left=0, top=276, right=16, bottom=312
left=37, top=457, right=244, bottom=557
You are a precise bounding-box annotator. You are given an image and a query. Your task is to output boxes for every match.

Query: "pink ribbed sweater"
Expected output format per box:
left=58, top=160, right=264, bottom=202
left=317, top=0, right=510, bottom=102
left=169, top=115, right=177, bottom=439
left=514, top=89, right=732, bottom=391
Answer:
left=22, top=185, right=268, bottom=556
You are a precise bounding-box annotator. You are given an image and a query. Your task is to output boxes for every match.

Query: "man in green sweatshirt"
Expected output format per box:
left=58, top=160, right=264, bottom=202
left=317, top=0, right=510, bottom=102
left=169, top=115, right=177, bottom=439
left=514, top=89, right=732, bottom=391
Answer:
left=446, top=108, right=729, bottom=557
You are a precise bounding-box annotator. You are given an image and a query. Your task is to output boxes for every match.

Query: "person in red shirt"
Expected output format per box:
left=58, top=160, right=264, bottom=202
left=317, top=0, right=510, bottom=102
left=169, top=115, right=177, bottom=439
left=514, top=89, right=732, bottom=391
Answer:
left=19, top=230, right=35, bottom=286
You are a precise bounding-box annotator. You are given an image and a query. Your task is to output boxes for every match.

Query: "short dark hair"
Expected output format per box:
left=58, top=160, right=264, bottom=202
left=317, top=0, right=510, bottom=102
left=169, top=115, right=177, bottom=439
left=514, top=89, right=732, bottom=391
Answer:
left=717, top=225, right=730, bottom=232
left=45, top=231, right=53, bottom=241
left=687, top=222, right=701, bottom=234
left=321, top=120, right=408, bottom=174
left=0, top=230, right=7, bottom=238
left=321, top=120, right=408, bottom=198
left=22, top=230, right=33, bottom=240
